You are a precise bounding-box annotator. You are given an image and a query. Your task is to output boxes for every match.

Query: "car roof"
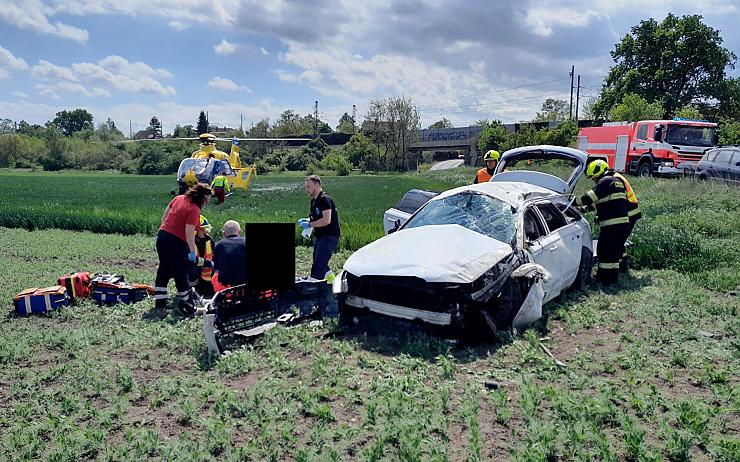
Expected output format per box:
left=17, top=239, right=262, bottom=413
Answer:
left=432, top=181, right=556, bottom=207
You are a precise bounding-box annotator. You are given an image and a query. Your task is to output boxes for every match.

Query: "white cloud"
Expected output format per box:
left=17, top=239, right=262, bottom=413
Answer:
left=207, top=76, right=252, bottom=92
left=0, top=46, right=29, bottom=78
left=11, top=91, right=29, bottom=99
left=32, top=60, right=78, bottom=81
left=260, top=47, right=269, bottom=56
left=168, top=20, right=187, bottom=31
left=39, top=88, right=62, bottom=100
left=274, top=69, right=298, bottom=83
left=31, top=55, right=175, bottom=96
left=0, top=0, right=88, bottom=43
left=214, top=38, right=236, bottom=55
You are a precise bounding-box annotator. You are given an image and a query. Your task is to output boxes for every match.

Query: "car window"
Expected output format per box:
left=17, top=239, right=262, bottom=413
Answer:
left=636, top=124, right=648, bottom=140
left=714, top=149, right=733, bottom=165
left=523, top=209, right=546, bottom=242
left=703, top=150, right=719, bottom=162
left=403, top=192, right=516, bottom=244
left=395, top=189, right=439, bottom=214
left=536, top=203, right=568, bottom=232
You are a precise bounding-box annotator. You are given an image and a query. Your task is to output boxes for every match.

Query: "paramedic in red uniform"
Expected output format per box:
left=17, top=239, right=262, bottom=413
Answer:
left=154, top=183, right=212, bottom=313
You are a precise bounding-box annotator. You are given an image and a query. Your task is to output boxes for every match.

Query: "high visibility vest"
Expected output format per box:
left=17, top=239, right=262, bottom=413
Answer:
left=475, top=168, right=493, bottom=183
left=211, top=176, right=227, bottom=188
left=198, top=240, right=213, bottom=281
left=613, top=172, right=638, bottom=204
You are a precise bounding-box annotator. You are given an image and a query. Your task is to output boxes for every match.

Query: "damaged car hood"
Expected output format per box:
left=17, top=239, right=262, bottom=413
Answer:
left=343, top=224, right=513, bottom=283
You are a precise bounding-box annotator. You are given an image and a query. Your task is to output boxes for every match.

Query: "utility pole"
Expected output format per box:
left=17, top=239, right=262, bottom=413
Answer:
left=569, top=65, right=575, bottom=121
left=352, top=104, right=357, bottom=134
left=314, top=100, right=319, bottom=139
left=129, top=120, right=132, bottom=139
left=575, top=75, right=581, bottom=122
left=240, top=113, right=243, bottom=133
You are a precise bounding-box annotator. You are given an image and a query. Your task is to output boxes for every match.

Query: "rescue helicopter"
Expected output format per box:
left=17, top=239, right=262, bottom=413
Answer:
left=128, top=131, right=310, bottom=195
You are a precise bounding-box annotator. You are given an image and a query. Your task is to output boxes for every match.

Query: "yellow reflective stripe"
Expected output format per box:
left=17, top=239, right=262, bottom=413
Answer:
left=597, top=192, right=627, bottom=203
left=587, top=190, right=598, bottom=203
left=599, top=262, right=619, bottom=269
left=626, top=190, right=637, bottom=203
left=628, top=208, right=641, bottom=217
left=600, top=217, right=629, bottom=227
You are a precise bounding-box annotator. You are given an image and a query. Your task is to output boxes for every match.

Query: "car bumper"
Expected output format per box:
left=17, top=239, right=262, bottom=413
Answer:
left=344, top=295, right=453, bottom=326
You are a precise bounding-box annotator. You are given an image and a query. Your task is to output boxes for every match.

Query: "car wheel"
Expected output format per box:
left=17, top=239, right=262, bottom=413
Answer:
left=338, top=295, right=359, bottom=330
left=572, top=247, right=593, bottom=291
left=494, top=278, right=526, bottom=329
left=637, top=162, right=653, bottom=178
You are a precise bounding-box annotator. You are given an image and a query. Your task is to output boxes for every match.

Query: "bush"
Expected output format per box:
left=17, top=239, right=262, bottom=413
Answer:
left=286, top=151, right=312, bottom=171
left=629, top=221, right=702, bottom=270
left=0, top=134, right=43, bottom=168
left=322, top=150, right=352, bottom=176
left=40, top=127, right=74, bottom=171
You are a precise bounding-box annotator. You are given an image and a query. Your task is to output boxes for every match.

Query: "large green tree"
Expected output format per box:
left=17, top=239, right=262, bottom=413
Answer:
left=52, top=109, right=94, bottom=136
left=428, top=118, right=454, bottom=129
left=534, top=99, right=568, bottom=122
left=609, top=93, right=664, bottom=121
left=336, top=112, right=356, bottom=134
left=196, top=110, right=209, bottom=135
left=594, top=14, right=736, bottom=119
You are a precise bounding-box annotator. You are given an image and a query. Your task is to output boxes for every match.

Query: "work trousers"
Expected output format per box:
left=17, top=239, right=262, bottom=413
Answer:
left=311, top=235, right=339, bottom=279
left=154, top=230, right=192, bottom=308
left=213, top=187, right=225, bottom=204
left=597, top=224, right=630, bottom=286
left=620, top=217, right=639, bottom=273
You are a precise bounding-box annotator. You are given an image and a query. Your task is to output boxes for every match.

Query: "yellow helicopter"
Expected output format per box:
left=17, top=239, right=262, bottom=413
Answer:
left=131, top=131, right=311, bottom=195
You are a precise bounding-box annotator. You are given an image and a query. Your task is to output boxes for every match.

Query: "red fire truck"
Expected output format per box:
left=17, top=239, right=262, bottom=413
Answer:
left=577, top=119, right=719, bottom=177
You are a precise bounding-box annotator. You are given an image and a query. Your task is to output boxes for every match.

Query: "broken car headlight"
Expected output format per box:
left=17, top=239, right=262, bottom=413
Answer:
left=332, top=270, right=348, bottom=294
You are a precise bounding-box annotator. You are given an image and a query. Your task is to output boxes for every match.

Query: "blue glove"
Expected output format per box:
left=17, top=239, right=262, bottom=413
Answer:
left=188, top=251, right=197, bottom=263
left=298, top=218, right=310, bottom=230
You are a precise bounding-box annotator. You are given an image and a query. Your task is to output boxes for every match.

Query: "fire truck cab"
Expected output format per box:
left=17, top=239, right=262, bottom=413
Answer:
left=577, top=119, right=719, bottom=177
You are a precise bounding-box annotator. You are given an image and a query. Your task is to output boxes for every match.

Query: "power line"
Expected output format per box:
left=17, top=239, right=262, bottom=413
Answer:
left=420, top=92, right=573, bottom=115
left=415, top=77, right=569, bottom=110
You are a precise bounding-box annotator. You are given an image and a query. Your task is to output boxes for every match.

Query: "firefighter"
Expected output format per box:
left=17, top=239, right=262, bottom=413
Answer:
left=473, top=150, right=499, bottom=184
left=612, top=171, right=641, bottom=272
left=188, top=215, right=215, bottom=297
left=576, top=159, right=630, bottom=285
left=210, top=173, right=231, bottom=204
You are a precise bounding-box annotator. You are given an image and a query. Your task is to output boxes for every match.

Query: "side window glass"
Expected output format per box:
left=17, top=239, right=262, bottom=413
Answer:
left=536, top=203, right=568, bottom=233
left=523, top=210, right=545, bottom=242
left=714, top=149, right=732, bottom=165
left=704, top=150, right=718, bottom=162
left=636, top=124, right=648, bottom=140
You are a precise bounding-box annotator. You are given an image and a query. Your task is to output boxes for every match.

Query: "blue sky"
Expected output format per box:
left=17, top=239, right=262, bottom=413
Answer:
left=0, top=0, right=738, bottom=135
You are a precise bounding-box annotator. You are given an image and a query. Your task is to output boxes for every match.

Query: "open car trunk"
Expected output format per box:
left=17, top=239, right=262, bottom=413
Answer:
left=491, top=145, right=588, bottom=194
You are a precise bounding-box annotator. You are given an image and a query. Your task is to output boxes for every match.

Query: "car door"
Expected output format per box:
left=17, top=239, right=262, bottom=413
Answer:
left=728, top=150, right=740, bottom=184
left=522, top=207, right=561, bottom=303
left=535, top=202, right=581, bottom=288
left=711, top=149, right=732, bottom=182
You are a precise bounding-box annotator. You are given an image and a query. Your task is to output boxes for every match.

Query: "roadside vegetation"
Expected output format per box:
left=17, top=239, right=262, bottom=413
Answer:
left=0, top=171, right=737, bottom=461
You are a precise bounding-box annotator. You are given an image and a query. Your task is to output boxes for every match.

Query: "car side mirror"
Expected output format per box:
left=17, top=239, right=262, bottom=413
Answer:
left=654, top=125, right=663, bottom=142
left=388, top=219, right=401, bottom=234
left=713, top=131, right=720, bottom=145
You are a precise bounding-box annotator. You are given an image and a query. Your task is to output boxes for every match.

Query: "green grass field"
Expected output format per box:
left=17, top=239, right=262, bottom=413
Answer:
left=1, top=170, right=738, bottom=461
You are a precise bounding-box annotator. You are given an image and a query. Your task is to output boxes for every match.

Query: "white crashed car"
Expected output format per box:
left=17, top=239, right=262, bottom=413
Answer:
left=333, top=146, right=594, bottom=333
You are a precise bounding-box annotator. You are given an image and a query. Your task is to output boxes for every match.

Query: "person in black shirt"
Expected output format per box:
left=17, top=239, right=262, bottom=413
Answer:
left=301, top=175, right=341, bottom=279
left=212, top=220, right=246, bottom=290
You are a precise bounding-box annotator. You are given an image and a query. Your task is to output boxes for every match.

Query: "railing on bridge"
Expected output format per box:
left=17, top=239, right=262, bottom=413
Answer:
left=418, top=126, right=483, bottom=142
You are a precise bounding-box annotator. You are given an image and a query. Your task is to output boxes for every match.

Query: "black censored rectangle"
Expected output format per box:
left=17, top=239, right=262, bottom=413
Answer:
left=244, top=222, right=295, bottom=290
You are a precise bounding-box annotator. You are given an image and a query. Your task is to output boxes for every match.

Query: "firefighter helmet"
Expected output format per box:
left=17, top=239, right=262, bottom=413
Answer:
left=586, top=159, right=609, bottom=179
left=483, top=150, right=500, bottom=162
left=199, top=133, right=216, bottom=144
left=199, top=215, right=212, bottom=234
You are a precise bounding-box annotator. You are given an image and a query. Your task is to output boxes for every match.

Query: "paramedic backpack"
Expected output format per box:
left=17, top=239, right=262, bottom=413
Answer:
left=57, top=272, right=93, bottom=300
left=91, top=282, right=154, bottom=305
left=13, top=286, right=70, bottom=315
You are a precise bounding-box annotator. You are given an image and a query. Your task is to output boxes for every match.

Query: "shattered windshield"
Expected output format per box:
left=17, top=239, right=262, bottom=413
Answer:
left=403, top=192, right=516, bottom=243
left=666, top=125, right=716, bottom=147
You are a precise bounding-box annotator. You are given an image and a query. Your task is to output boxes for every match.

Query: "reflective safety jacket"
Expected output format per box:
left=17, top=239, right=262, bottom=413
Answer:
left=197, top=239, right=214, bottom=281
left=576, top=174, right=630, bottom=228
left=210, top=175, right=231, bottom=192
left=613, top=172, right=641, bottom=222
left=474, top=168, right=494, bottom=184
